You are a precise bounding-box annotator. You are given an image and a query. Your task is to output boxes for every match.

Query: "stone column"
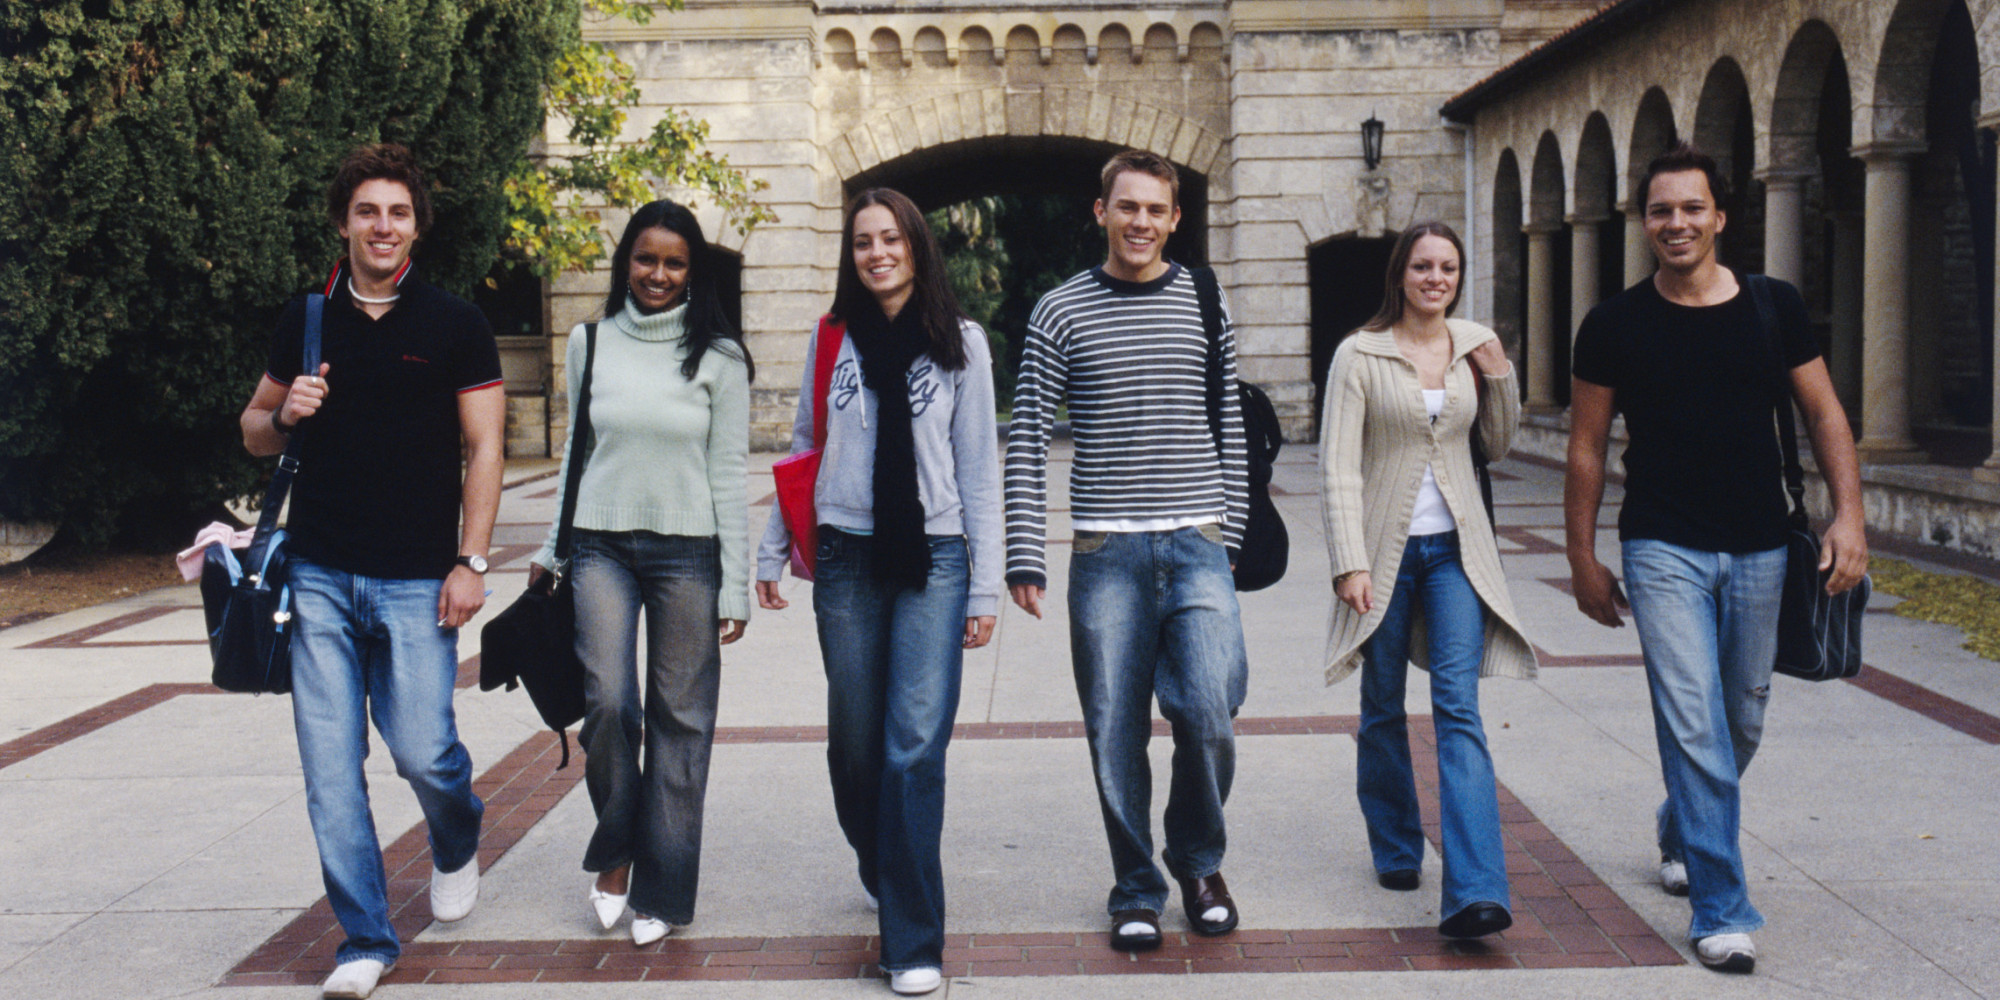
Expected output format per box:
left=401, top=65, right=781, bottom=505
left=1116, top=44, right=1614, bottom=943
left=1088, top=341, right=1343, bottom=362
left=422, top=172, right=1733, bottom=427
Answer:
left=1524, top=222, right=1561, bottom=408
left=1618, top=199, right=1651, bottom=288
left=1757, top=169, right=1809, bottom=289
left=1568, top=214, right=1606, bottom=342
left=1985, top=116, right=2000, bottom=475
left=1854, top=144, right=1926, bottom=463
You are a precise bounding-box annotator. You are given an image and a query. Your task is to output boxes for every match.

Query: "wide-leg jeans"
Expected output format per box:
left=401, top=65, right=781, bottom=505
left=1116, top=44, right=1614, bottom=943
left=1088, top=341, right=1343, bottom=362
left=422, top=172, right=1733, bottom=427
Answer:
left=571, top=530, right=723, bottom=926
left=1355, top=531, right=1510, bottom=923
left=812, top=527, right=969, bottom=973
left=1622, top=537, right=1784, bottom=940
left=289, top=558, right=485, bottom=967
left=1067, top=526, right=1248, bottom=917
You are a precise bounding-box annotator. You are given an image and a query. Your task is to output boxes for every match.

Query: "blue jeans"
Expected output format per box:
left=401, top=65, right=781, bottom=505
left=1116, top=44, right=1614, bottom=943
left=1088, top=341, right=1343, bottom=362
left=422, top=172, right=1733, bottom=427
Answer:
left=571, top=531, right=721, bottom=925
left=1622, top=538, right=1785, bottom=940
left=288, top=559, right=484, bottom=966
left=1355, top=532, right=1509, bottom=922
left=1067, top=526, right=1247, bottom=916
left=812, top=527, right=968, bottom=972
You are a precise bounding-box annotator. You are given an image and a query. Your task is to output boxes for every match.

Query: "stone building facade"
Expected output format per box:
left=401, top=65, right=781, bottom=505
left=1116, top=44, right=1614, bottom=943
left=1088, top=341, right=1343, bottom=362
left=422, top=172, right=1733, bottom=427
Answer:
left=1444, top=0, right=2000, bottom=559
left=524, top=0, right=1607, bottom=453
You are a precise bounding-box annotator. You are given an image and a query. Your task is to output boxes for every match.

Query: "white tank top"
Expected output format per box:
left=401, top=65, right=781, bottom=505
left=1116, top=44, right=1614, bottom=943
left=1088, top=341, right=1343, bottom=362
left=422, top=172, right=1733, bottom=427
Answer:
left=1408, top=389, right=1457, bottom=536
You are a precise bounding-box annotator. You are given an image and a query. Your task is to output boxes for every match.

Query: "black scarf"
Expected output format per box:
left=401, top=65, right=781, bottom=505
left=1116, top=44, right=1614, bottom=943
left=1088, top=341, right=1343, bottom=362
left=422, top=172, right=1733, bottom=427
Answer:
left=843, top=297, right=931, bottom=589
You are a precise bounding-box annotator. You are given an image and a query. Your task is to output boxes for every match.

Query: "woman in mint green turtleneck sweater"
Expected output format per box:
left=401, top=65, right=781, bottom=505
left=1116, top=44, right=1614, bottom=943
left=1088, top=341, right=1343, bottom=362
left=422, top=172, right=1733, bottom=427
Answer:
left=527, top=201, right=751, bottom=947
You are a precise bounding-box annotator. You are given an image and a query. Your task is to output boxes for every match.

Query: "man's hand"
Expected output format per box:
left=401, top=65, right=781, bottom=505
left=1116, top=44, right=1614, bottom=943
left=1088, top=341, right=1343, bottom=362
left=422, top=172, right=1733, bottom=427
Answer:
left=756, top=580, right=788, bottom=611
left=719, top=619, right=747, bottom=645
left=1820, top=517, right=1869, bottom=595
left=1570, top=558, right=1628, bottom=627
left=1009, top=583, right=1044, bottom=619
left=282, top=363, right=332, bottom=428
left=963, top=616, right=996, bottom=648
left=437, top=566, right=486, bottom=629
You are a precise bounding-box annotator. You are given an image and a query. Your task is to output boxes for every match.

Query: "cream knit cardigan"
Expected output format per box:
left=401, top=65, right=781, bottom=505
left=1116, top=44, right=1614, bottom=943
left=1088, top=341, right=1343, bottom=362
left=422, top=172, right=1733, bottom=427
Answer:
left=1318, top=318, right=1537, bottom=686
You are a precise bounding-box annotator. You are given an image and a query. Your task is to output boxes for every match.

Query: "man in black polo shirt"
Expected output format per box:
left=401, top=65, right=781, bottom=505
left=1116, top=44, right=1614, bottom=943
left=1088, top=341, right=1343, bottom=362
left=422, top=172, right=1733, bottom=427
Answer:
left=239, top=144, right=503, bottom=1000
left=1565, top=142, right=1866, bottom=975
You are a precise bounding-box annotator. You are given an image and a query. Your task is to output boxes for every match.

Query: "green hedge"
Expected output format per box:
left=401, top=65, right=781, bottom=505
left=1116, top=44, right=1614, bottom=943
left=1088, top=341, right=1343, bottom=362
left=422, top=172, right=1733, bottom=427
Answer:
left=0, top=0, right=573, bottom=546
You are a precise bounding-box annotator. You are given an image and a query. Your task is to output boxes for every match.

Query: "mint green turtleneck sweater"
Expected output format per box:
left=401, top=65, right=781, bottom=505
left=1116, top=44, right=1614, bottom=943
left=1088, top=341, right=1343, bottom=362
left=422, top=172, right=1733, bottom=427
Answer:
left=532, top=300, right=752, bottom=621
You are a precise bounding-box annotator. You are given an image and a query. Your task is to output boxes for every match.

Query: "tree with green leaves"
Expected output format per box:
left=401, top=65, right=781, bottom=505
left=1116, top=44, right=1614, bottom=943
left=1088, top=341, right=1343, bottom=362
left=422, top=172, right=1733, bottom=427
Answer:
left=504, top=0, right=774, bottom=277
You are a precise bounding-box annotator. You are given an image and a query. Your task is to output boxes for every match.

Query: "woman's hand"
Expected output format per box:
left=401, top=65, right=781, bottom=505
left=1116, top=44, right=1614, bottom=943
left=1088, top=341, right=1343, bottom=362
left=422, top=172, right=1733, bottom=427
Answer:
left=1467, top=338, right=1511, bottom=378
left=1336, top=571, right=1374, bottom=615
left=718, top=619, right=747, bottom=644
left=963, top=616, right=996, bottom=649
left=755, top=579, right=788, bottom=611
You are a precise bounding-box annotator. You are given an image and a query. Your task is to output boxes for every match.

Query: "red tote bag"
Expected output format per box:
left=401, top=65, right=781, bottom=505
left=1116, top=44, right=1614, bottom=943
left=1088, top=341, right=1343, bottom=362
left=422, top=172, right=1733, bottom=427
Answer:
left=770, top=316, right=844, bottom=580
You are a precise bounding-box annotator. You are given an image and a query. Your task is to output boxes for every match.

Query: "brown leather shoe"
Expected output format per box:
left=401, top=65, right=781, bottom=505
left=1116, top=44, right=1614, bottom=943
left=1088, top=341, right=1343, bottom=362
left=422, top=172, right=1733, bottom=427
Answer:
left=1177, top=873, right=1239, bottom=936
left=1109, top=909, right=1162, bottom=952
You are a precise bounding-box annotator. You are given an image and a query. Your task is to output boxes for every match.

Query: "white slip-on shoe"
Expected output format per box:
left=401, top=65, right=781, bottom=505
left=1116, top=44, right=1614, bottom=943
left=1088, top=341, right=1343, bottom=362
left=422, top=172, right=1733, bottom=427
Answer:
left=864, top=885, right=880, bottom=912
left=431, top=857, right=479, bottom=922
left=321, top=958, right=391, bottom=999
left=889, top=967, right=943, bottom=995
left=631, top=915, right=672, bottom=947
left=1695, top=932, right=1756, bottom=973
left=1660, top=856, right=1689, bottom=897
left=589, top=883, right=628, bottom=930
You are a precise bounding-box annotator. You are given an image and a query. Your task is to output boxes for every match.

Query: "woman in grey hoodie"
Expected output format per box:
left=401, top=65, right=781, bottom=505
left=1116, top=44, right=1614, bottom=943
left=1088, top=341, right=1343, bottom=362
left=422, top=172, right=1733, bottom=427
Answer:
left=755, top=188, right=1003, bottom=996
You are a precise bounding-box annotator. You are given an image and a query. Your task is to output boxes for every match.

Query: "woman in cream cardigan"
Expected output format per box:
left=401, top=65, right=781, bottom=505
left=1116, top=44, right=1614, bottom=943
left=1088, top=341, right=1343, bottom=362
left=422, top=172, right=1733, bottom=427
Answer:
left=1319, top=220, right=1536, bottom=940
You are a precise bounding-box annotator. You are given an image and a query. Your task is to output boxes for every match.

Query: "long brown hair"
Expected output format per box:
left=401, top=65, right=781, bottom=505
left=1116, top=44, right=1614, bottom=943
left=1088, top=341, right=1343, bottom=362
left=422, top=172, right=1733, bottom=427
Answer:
left=1360, top=220, right=1466, bottom=332
left=830, top=188, right=970, bottom=371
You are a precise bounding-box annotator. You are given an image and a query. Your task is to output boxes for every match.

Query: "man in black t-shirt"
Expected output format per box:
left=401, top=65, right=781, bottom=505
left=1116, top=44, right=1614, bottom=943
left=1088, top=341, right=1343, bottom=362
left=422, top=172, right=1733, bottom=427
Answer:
left=1565, top=143, right=1867, bottom=975
left=238, top=144, right=503, bottom=1000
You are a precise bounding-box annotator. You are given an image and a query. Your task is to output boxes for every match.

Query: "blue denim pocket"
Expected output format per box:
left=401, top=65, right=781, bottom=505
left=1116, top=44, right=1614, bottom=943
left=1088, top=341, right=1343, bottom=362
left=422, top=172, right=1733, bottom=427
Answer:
left=1073, top=530, right=1109, bottom=555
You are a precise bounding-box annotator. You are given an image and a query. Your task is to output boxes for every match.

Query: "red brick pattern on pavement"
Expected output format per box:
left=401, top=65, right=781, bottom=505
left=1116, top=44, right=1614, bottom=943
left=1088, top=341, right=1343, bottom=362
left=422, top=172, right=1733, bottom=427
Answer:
left=0, top=681, right=213, bottom=769
left=221, top=716, right=1684, bottom=986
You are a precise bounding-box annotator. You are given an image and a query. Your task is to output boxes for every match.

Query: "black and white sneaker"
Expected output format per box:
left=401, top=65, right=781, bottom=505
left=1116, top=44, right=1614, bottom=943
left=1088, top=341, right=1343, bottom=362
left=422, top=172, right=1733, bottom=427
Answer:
left=1695, top=932, right=1756, bottom=973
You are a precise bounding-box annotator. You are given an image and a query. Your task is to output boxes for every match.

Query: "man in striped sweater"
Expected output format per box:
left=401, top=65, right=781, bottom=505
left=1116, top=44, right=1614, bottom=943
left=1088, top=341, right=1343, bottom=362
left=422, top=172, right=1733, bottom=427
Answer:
left=1004, top=150, right=1251, bottom=951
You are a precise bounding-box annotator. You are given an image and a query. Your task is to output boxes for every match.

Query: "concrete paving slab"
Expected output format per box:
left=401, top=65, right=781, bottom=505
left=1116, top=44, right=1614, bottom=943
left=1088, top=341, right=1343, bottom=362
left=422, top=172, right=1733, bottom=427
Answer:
left=0, top=908, right=293, bottom=1000
left=1830, top=879, right=2000, bottom=998
left=0, top=912, right=86, bottom=974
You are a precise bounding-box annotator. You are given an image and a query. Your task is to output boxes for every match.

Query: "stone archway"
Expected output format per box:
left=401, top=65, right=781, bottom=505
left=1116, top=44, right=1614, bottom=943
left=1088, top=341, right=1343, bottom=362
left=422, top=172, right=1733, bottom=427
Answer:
left=1527, top=131, right=1570, bottom=408
left=1692, top=58, right=1763, bottom=273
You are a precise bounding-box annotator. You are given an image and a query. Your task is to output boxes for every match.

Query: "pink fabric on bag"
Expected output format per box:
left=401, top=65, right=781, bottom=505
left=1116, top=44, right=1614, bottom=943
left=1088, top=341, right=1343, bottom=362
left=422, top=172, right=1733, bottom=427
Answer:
left=176, top=522, right=255, bottom=581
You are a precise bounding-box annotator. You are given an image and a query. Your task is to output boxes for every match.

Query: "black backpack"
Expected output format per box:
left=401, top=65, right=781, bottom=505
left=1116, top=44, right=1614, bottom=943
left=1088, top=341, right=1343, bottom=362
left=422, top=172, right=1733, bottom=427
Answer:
left=1192, top=266, right=1290, bottom=592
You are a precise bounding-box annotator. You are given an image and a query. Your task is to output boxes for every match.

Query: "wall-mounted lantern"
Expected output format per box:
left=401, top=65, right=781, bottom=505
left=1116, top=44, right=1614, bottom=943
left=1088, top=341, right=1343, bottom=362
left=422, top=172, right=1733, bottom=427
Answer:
left=1361, top=113, right=1384, bottom=171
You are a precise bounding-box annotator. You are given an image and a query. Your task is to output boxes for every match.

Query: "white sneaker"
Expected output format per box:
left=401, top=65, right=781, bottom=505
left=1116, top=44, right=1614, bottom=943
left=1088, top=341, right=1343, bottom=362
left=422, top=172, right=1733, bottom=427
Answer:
left=431, top=857, right=479, bottom=922
left=890, top=967, right=943, bottom=995
left=1695, top=932, right=1756, bottom=973
left=863, top=884, right=879, bottom=912
left=322, top=958, right=391, bottom=999
left=632, top=915, right=672, bottom=946
left=1659, top=856, right=1689, bottom=897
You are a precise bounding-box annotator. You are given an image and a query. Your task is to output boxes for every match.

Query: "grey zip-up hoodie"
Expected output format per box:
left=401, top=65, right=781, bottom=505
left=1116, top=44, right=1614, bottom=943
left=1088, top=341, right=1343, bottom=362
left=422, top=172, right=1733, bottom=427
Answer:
left=755, top=319, right=1005, bottom=618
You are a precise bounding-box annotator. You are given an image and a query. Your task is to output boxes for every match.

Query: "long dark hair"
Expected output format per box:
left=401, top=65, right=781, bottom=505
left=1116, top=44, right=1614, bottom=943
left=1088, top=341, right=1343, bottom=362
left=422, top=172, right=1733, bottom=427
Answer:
left=1361, top=220, right=1466, bottom=332
left=830, top=188, right=969, bottom=371
left=603, top=199, right=753, bottom=382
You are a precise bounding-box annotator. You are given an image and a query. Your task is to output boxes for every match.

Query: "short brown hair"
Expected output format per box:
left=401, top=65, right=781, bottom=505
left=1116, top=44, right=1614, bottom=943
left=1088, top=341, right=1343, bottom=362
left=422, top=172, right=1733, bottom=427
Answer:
left=1099, top=149, right=1179, bottom=204
left=1641, top=141, right=1727, bottom=210
left=326, top=143, right=433, bottom=235
left=1360, top=220, right=1466, bottom=332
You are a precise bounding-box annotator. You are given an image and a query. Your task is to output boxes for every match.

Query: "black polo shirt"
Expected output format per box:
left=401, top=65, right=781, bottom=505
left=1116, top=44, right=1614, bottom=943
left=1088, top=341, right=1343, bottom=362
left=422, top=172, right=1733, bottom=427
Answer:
left=1571, top=272, right=1820, bottom=554
left=265, top=268, right=502, bottom=579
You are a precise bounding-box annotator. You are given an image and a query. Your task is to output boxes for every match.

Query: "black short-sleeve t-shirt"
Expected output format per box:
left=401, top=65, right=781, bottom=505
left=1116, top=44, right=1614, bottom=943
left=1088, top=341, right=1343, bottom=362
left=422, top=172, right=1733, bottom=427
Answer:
left=1570, top=272, right=1819, bottom=554
left=265, top=273, right=502, bottom=579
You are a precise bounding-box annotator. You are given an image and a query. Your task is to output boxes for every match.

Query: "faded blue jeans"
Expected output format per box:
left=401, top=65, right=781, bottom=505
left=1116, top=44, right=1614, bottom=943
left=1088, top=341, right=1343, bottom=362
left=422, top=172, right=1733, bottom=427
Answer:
left=571, top=530, right=722, bottom=926
left=288, top=558, right=484, bottom=967
left=1622, top=538, right=1785, bottom=941
left=1068, top=526, right=1248, bottom=917
left=1355, top=531, right=1509, bottom=923
left=812, top=527, right=969, bottom=973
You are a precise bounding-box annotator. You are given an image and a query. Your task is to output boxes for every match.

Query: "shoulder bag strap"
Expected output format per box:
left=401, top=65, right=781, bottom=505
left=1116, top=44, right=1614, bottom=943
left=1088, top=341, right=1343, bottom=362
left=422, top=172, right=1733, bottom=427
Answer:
left=1191, top=265, right=1226, bottom=450
left=1746, top=274, right=1809, bottom=526
left=811, top=316, right=843, bottom=450
left=552, top=322, right=598, bottom=565
left=244, top=294, right=322, bottom=581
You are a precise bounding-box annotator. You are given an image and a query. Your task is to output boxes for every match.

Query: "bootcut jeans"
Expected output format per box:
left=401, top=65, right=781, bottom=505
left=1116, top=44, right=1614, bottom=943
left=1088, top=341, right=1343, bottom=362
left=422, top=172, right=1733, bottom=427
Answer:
left=570, top=530, right=723, bottom=926
left=812, top=526, right=969, bottom=973
left=288, top=558, right=485, bottom=967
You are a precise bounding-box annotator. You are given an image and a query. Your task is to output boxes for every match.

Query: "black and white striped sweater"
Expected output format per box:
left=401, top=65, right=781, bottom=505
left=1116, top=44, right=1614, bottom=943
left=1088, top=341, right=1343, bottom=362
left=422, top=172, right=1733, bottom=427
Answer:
left=1003, top=263, right=1249, bottom=588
